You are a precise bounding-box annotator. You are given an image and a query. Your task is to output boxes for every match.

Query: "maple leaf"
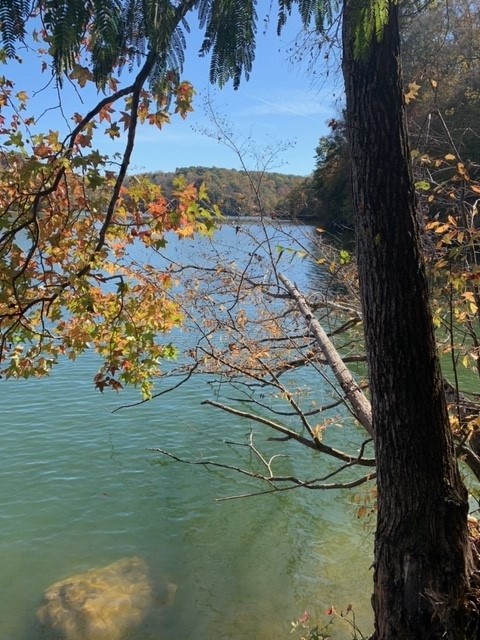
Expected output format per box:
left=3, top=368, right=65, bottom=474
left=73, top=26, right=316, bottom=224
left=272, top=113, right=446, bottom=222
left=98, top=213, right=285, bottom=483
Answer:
left=98, top=105, right=114, bottom=123
left=105, top=122, right=121, bottom=139
left=148, top=110, right=170, bottom=129
left=69, top=64, right=93, bottom=88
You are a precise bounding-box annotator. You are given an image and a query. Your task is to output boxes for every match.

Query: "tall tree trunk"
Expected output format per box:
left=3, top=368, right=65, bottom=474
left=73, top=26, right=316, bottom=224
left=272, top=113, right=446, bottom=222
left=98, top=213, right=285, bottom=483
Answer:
left=341, top=1, right=473, bottom=638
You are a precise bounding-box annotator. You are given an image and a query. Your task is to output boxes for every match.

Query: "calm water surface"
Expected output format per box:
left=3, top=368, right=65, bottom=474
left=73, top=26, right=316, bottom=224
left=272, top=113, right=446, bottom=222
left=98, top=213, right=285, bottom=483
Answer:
left=1, top=222, right=373, bottom=639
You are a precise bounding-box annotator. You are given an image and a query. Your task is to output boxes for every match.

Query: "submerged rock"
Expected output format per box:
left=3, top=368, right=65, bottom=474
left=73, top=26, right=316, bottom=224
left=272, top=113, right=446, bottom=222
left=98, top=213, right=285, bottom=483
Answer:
left=37, top=556, right=175, bottom=640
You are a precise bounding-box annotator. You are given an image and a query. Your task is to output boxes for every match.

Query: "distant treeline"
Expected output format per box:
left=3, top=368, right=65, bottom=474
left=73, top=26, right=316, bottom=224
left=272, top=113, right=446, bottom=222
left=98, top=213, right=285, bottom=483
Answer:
left=139, top=166, right=306, bottom=219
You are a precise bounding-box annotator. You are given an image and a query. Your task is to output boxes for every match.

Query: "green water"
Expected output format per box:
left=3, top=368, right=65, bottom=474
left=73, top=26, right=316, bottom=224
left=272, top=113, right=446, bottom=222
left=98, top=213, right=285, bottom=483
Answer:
left=0, top=223, right=373, bottom=639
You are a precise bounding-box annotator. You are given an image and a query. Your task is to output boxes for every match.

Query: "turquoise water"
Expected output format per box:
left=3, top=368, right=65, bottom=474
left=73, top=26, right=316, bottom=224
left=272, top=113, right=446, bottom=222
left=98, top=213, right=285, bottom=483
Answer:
left=0, top=223, right=373, bottom=639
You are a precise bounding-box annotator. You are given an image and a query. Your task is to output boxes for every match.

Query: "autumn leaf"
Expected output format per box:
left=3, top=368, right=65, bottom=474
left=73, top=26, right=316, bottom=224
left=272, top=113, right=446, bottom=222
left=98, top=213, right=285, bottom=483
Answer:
left=0, top=57, right=203, bottom=396
left=69, top=64, right=94, bottom=88
left=98, top=105, right=114, bottom=123
left=147, top=110, right=170, bottom=129
left=16, top=90, right=28, bottom=104
left=457, top=162, right=469, bottom=178
left=405, top=81, right=421, bottom=104
left=105, top=122, right=121, bottom=139
left=119, top=111, right=131, bottom=131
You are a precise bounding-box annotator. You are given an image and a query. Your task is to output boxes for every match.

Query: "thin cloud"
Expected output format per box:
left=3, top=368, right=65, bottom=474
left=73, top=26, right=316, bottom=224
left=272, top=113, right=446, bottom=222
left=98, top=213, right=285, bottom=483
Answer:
left=236, top=92, right=333, bottom=120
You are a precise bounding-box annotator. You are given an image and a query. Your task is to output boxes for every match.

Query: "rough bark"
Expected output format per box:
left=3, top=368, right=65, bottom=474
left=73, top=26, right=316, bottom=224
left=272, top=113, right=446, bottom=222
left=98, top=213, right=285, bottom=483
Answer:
left=341, top=1, right=473, bottom=638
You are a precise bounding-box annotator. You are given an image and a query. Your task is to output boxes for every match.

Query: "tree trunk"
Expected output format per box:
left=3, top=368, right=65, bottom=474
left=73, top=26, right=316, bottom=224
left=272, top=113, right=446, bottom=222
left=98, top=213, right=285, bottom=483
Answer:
left=341, top=1, right=473, bottom=638
left=278, top=273, right=373, bottom=437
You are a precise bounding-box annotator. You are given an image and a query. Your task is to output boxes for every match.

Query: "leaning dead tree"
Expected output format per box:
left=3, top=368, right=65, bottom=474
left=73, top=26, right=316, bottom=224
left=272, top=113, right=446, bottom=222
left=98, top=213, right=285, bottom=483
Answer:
left=123, top=221, right=377, bottom=496
left=278, top=272, right=373, bottom=437
left=113, top=103, right=480, bottom=498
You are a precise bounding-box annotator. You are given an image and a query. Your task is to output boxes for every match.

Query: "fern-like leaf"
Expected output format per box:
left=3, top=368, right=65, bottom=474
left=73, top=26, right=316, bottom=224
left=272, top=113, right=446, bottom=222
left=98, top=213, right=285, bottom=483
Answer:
left=277, top=0, right=330, bottom=34
left=199, top=0, right=257, bottom=89
left=351, top=0, right=390, bottom=59
left=0, top=0, right=30, bottom=56
left=90, top=0, right=124, bottom=86
left=42, top=0, right=90, bottom=76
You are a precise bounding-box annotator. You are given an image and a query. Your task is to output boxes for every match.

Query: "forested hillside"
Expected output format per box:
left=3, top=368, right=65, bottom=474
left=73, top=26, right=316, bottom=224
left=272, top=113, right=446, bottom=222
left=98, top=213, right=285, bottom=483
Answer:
left=139, top=166, right=305, bottom=218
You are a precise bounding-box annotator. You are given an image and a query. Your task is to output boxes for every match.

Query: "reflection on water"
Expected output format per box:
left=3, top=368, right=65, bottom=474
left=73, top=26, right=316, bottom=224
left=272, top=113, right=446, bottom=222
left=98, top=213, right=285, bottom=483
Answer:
left=0, top=222, right=373, bottom=640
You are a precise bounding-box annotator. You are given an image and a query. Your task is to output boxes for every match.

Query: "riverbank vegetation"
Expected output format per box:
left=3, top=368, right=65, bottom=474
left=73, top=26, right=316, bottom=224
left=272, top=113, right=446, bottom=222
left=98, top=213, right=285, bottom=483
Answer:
left=286, top=0, right=480, bottom=240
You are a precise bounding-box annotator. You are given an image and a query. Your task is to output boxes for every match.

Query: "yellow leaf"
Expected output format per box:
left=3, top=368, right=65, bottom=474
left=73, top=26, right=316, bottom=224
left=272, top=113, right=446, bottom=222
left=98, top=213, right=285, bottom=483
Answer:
left=457, top=162, right=468, bottom=177
left=435, top=223, right=450, bottom=233
left=447, top=215, right=457, bottom=227
left=445, top=153, right=456, bottom=161
left=69, top=64, right=93, bottom=88
left=405, top=81, right=421, bottom=104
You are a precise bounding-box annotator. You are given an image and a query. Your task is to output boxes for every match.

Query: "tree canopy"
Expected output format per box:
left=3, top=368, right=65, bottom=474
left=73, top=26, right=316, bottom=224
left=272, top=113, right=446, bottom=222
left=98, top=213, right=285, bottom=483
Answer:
left=2, top=0, right=330, bottom=89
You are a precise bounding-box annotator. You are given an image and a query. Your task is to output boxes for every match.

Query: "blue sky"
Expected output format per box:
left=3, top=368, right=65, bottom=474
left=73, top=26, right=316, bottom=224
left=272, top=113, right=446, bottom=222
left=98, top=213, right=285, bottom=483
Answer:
left=6, top=8, right=342, bottom=177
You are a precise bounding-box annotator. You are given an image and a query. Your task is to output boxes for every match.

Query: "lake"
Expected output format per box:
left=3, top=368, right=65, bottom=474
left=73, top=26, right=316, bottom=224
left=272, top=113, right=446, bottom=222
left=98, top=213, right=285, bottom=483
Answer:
left=0, top=221, right=374, bottom=639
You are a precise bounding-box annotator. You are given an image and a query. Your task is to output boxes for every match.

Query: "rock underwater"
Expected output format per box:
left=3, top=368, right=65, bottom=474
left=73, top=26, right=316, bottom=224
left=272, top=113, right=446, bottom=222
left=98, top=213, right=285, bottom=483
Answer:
left=37, top=556, right=176, bottom=640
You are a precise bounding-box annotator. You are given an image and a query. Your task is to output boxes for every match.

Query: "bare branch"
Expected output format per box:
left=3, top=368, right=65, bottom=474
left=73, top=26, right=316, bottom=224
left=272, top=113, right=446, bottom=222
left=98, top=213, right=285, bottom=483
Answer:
left=202, top=399, right=375, bottom=466
left=112, top=362, right=201, bottom=413
left=149, top=447, right=376, bottom=501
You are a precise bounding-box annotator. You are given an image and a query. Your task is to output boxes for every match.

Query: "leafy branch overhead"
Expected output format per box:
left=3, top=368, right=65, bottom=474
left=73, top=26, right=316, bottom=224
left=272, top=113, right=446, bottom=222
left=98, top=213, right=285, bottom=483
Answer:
left=2, top=0, right=336, bottom=91
left=0, top=38, right=217, bottom=397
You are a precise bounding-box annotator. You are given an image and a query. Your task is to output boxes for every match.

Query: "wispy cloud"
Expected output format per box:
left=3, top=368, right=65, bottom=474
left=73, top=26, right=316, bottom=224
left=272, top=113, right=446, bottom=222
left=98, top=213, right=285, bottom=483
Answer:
left=235, top=90, right=334, bottom=120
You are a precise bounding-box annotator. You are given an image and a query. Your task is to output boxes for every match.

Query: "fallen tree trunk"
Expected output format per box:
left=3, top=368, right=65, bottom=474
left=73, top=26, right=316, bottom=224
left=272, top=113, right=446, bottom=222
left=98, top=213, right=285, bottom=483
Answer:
left=279, top=272, right=374, bottom=438
left=279, top=272, right=480, bottom=484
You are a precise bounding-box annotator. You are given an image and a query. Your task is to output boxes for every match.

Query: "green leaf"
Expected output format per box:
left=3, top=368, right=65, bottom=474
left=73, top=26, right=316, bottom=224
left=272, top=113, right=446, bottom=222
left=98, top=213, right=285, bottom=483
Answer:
left=415, top=180, right=431, bottom=191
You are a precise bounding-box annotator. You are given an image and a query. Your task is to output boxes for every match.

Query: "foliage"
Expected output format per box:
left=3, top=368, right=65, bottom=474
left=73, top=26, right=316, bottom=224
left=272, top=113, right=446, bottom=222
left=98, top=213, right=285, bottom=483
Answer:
left=2, top=1, right=331, bottom=94
left=290, top=605, right=368, bottom=640
left=288, top=0, right=480, bottom=238
left=273, top=123, right=354, bottom=244
left=0, top=0, right=352, bottom=397
left=139, top=166, right=305, bottom=218
left=198, top=0, right=257, bottom=89
left=419, top=147, right=480, bottom=427
left=2, top=2, right=479, bottom=634
left=0, top=39, right=218, bottom=398
left=401, top=0, right=480, bottom=167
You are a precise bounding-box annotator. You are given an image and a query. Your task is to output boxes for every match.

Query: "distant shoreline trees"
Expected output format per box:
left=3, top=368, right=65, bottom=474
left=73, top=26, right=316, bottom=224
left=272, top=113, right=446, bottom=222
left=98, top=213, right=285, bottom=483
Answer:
left=137, top=166, right=305, bottom=218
